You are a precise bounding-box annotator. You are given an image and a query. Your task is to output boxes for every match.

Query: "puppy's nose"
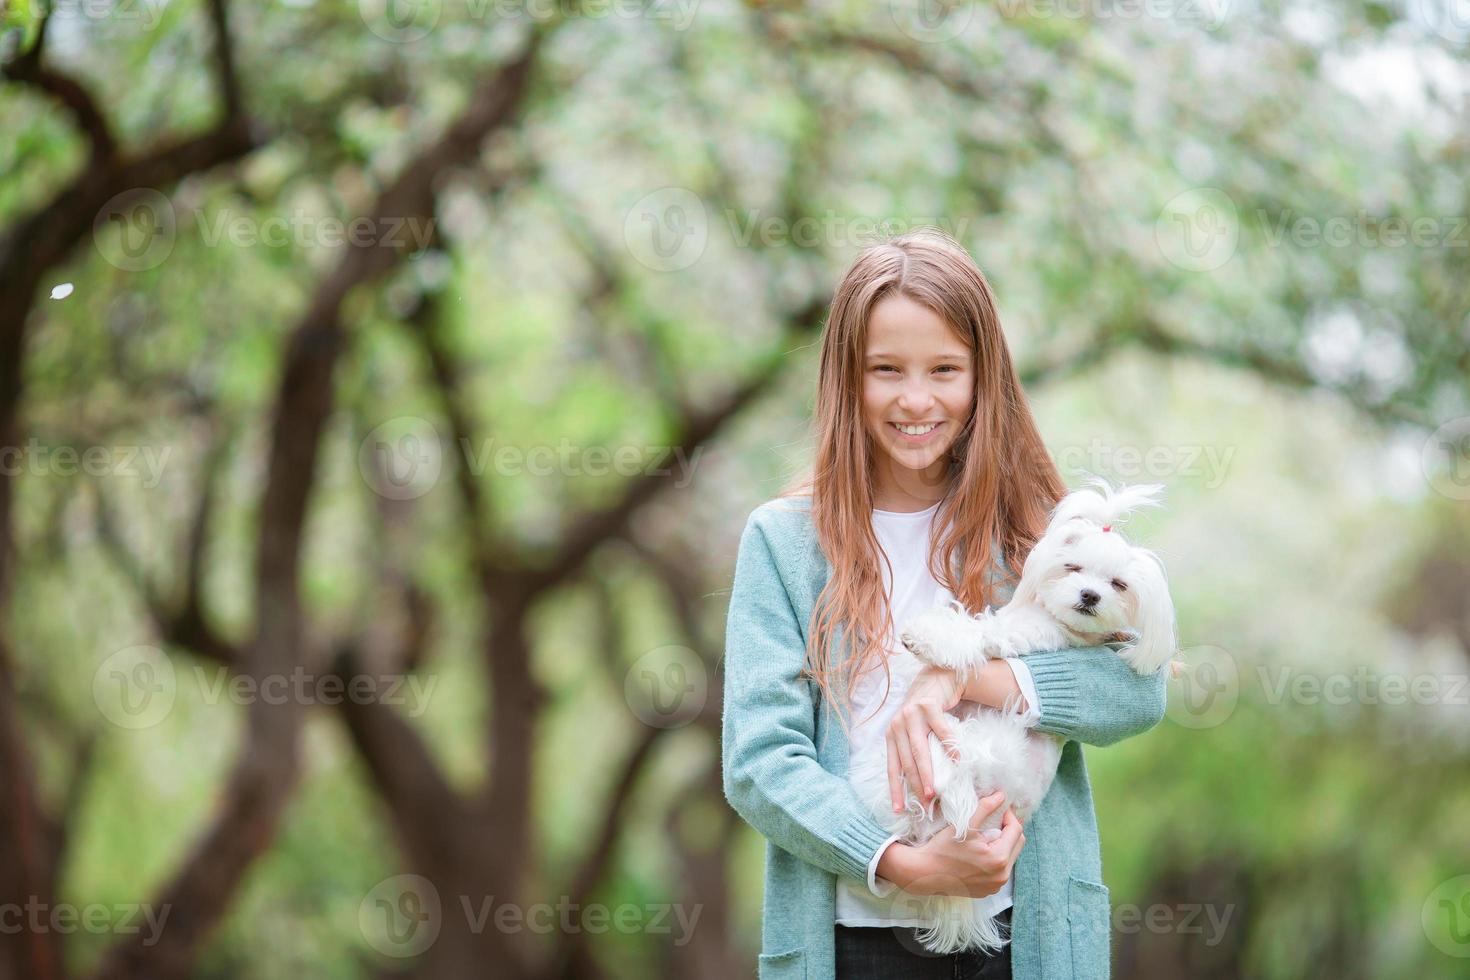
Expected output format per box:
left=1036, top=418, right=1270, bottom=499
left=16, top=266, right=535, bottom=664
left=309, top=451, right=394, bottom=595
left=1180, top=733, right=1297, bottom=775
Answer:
left=1079, top=589, right=1100, bottom=608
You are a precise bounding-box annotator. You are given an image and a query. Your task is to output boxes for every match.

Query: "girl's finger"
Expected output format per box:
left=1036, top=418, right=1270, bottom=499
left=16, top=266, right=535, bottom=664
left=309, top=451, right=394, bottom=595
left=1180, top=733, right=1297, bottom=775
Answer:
left=891, top=724, right=918, bottom=800
left=994, top=814, right=1023, bottom=855
left=967, top=790, right=1006, bottom=833
left=925, top=704, right=960, bottom=762
left=886, top=735, right=904, bottom=813
left=906, top=712, right=935, bottom=798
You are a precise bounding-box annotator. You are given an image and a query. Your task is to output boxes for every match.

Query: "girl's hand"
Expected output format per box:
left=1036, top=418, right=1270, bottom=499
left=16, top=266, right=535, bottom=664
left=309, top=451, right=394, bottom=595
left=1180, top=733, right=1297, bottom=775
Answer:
left=885, top=665, right=964, bottom=812
left=876, top=791, right=1026, bottom=897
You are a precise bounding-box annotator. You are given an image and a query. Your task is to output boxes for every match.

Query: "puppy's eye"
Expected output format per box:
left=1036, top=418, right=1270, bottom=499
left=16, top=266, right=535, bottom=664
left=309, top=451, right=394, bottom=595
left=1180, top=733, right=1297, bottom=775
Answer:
left=1064, top=564, right=1082, bottom=573
left=1111, top=579, right=1127, bottom=592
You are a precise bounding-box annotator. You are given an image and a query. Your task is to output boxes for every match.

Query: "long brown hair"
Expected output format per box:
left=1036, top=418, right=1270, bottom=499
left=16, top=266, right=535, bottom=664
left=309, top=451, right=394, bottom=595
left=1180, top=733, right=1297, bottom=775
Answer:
left=780, top=228, right=1065, bottom=731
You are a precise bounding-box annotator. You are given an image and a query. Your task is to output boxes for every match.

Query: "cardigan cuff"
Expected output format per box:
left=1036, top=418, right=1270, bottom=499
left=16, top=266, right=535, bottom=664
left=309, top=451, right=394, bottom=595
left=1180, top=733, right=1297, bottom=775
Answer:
left=1020, top=649, right=1085, bottom=732
left=832, top=816, right=901, bottom=883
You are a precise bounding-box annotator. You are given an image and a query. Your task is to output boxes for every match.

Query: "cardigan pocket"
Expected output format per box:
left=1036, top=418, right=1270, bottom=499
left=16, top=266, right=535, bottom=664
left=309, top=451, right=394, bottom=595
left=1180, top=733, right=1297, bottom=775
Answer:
left=1067, top=876, right=1112, bottom=980
left=756, top=946, right=806, bottom=980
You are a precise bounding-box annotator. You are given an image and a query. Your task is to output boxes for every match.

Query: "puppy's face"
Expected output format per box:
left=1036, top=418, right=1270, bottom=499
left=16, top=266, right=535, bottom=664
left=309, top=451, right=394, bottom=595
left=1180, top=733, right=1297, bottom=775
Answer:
left=1027, top=521, right=1152, bottom=637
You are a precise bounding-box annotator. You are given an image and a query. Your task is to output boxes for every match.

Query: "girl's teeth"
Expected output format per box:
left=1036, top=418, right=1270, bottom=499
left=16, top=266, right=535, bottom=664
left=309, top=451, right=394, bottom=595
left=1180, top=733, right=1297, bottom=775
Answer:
left=896, top=423, right=938, bottom=435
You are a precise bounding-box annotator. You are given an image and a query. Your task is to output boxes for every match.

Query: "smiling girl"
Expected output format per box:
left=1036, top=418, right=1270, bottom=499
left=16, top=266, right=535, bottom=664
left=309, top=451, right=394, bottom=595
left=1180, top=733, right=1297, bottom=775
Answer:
left=721, top=229, right=1168, bottom=979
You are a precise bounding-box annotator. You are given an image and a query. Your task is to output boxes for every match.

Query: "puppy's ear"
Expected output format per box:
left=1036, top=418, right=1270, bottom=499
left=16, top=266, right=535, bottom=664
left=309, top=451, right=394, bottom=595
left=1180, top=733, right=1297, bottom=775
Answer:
left=1118, top=548, right=1177, bottom=675
left=1012, top=527, right=1066, bottom=608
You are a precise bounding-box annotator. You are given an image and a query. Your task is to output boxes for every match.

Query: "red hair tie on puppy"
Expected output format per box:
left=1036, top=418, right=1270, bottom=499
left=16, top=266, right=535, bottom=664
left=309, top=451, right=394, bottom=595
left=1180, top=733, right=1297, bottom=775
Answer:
left=1102, top=524, right=1113, bottom=532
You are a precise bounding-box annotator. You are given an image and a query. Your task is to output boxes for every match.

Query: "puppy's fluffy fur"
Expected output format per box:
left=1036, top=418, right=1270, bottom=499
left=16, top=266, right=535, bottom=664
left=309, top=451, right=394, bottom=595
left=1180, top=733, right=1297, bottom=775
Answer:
left=849, top=480, right=1177, bottom=954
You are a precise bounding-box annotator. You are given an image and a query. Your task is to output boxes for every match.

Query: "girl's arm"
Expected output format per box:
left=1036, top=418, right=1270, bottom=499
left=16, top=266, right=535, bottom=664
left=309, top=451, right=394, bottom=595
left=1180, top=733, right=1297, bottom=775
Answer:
left=720, top=509, right=893, bottom=883
left=961, top=647, right=1168, bottom=747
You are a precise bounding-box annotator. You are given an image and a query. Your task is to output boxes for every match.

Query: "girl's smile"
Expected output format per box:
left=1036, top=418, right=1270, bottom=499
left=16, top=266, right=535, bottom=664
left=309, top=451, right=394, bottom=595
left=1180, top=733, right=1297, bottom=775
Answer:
left=888, top=420, right=945, bottom=443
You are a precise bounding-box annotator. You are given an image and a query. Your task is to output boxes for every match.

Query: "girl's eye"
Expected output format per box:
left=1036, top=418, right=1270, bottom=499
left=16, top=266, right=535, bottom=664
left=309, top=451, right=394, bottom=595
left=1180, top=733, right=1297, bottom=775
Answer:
left=1111, top=579, right=1128, bottom=592
left=934, top=365, right=960, bottom=373
left=1065, top=564, right=1082, bottom=573
left=875, top=365, right=898, bottom=373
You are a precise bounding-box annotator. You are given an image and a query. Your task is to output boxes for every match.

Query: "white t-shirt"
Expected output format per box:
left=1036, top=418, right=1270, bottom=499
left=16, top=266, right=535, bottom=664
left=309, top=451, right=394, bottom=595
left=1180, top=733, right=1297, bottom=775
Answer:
left=834, top=499, right=1041, bottom=928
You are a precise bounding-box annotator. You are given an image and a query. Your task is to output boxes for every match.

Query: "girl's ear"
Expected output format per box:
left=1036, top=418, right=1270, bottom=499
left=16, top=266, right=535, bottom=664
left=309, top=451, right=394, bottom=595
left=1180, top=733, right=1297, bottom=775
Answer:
left=1118, top=549, right=1177, bottom=675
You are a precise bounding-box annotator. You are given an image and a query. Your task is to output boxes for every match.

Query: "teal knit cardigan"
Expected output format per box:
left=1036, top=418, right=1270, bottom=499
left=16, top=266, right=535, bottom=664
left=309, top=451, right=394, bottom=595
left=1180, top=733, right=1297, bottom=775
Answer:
left=720, top=496, right=1168, bottom=980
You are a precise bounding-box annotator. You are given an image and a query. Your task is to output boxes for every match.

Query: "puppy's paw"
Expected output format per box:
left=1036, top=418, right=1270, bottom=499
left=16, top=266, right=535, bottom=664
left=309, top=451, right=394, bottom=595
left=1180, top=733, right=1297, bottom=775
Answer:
left=900, top=607, right=971, bottom=672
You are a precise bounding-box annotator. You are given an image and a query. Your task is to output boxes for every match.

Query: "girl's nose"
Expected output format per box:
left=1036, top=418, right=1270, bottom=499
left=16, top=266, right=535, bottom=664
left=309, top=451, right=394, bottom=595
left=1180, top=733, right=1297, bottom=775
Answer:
left=898, top=381, right=936, bottom=414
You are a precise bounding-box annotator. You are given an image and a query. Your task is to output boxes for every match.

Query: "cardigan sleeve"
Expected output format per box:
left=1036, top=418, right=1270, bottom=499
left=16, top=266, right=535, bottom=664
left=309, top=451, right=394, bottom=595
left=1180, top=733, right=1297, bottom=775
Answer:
left=1020, top=645, right=1169, bottom=746
left=720, top=509, right=895, bottom=883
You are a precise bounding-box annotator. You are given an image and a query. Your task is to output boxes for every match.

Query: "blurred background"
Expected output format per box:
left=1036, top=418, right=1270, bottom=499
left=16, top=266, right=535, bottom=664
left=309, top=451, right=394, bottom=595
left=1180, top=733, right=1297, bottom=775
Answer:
left=1, top=1, right=1468, bottom=978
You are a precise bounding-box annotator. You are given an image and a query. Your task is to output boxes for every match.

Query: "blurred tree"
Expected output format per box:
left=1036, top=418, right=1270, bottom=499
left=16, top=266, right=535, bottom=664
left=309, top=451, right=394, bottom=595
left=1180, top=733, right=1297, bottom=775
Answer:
left=0, top=1, right=1465, bottom=978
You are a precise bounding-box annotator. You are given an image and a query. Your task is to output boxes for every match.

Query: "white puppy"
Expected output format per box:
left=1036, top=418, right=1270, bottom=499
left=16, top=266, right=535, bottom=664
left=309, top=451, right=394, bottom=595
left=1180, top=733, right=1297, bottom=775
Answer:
left=850, top=480, right=1177, bottom=955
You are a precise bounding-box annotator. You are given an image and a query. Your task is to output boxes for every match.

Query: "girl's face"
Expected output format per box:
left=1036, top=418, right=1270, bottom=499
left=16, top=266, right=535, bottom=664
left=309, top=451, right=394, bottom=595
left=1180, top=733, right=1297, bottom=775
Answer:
left=861, top=293, right=975, bottom=509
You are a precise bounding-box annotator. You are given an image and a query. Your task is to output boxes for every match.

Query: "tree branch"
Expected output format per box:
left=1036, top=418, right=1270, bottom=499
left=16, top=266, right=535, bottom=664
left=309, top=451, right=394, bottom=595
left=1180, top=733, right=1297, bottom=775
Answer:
left=1, top=12, right=119, bottom=161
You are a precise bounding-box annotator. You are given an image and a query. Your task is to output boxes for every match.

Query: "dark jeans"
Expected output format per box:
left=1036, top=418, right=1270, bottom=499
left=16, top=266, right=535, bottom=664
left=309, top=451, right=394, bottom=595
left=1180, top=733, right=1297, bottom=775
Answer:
left=835, top=907, right=1012, bottom=980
